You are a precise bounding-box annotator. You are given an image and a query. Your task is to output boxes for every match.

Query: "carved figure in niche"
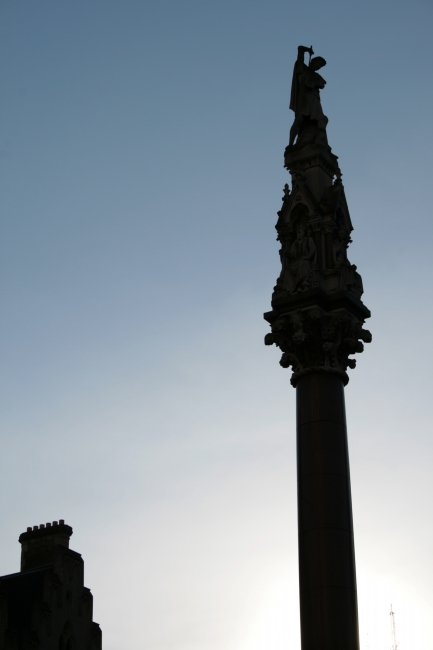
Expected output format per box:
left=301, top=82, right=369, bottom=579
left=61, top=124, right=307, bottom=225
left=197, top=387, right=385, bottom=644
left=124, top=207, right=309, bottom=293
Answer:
left=334, top=229, right=350, bottom=263
left=289, top=45, right=328, bottom=147
left=281, top=226, right=316, bottom=293
left=333, top=230, right=364, bottom=298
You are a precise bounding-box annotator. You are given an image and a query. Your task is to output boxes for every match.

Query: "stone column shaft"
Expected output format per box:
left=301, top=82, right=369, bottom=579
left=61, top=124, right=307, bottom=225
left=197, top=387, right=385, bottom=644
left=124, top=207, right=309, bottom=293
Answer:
left=297, top=373, right=359, bottom=650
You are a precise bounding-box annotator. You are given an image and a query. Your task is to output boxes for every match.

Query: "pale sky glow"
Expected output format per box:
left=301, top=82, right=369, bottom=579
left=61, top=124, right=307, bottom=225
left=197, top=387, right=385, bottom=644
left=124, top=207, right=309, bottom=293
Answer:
left=1, top=1, right=433, bottom=649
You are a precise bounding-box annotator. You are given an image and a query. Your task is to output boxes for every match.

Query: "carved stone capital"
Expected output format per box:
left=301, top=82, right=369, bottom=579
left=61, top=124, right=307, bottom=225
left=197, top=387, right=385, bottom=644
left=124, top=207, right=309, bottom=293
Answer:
left=264, top=306, right=371, bottom=386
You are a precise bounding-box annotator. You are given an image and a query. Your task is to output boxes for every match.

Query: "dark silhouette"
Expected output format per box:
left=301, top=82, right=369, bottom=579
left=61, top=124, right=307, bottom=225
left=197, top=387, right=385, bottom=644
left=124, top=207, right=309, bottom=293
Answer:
left=289, top=45, right=329, bottom=147
left=0, top=521, right=102, bottom=649
left=265, top=46, right=371, bottom=650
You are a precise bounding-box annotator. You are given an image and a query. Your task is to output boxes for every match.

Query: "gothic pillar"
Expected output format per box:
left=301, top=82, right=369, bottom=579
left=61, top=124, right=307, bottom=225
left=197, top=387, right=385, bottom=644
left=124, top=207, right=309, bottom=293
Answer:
left=265, top=44, right=372, bottom=650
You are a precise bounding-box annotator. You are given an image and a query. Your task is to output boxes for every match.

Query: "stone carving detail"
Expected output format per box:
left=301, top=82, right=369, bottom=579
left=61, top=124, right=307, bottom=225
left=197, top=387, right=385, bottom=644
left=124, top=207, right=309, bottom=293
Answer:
left=265, top=308, right=372, bottom=386
left=279, top=226, right=317, bottom=293
left=264, top=45, right=371, bottom=384
left=273, top=177, right=363, bottom=300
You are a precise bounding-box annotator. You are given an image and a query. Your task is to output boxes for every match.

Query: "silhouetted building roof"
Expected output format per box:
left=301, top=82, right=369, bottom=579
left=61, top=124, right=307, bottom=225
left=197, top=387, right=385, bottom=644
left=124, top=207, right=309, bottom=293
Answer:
left=0, top=520, right=102, bottom=649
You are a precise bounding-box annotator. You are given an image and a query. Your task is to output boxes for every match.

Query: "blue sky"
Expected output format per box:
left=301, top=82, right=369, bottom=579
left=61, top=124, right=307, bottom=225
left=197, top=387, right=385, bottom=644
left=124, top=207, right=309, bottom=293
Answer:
left=1, top=1, right=433, bottom=648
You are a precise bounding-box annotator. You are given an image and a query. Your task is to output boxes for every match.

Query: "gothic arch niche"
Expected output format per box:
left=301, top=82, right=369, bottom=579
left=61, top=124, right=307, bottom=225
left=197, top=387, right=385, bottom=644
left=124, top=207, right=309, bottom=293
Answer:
left=289, top=202, right=309, bottom=233
left=59, top=621, right=76, bottom=650
left=276, top=202, right=317, bottom=295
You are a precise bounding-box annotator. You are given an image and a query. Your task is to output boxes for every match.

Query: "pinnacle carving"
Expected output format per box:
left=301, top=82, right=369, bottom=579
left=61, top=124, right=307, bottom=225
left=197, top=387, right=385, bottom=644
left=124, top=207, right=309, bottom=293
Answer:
left=264, top=46, right=371, bottom=385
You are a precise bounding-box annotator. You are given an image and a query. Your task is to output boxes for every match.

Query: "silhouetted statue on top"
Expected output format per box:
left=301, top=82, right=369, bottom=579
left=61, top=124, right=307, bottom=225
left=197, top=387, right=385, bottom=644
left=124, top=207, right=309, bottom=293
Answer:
left=289, top=45, right=328, bottom=147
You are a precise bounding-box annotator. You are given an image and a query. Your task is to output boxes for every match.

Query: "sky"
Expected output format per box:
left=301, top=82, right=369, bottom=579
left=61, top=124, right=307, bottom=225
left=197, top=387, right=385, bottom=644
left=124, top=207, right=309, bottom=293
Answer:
left=0, top=0, right=433, bottom=648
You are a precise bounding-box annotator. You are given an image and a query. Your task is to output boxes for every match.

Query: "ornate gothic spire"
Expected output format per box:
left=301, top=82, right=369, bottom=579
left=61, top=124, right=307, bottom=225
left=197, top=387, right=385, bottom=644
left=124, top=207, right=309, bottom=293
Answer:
left=264, top=45, right=371, bottom=386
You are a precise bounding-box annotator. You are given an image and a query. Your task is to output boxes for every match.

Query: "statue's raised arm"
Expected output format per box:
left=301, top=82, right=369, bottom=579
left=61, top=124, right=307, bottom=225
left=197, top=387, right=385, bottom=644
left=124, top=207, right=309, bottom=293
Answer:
left=289, top=45, right=328, bottom=147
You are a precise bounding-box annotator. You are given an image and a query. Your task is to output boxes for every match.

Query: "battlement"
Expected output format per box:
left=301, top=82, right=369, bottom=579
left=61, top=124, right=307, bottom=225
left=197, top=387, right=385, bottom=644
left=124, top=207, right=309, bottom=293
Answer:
left=19, top=520, right=73, bottom=571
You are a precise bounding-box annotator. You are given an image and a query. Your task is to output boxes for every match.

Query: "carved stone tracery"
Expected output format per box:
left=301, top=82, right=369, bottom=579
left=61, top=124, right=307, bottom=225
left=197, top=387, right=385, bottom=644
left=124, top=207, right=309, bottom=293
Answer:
left=273, top=173, right=361, bottom=301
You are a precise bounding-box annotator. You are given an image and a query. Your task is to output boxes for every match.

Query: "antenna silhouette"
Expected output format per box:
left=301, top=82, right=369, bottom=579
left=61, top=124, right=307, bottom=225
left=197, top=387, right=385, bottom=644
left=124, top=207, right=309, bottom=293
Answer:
left=390, top=604, right=398, bottom=650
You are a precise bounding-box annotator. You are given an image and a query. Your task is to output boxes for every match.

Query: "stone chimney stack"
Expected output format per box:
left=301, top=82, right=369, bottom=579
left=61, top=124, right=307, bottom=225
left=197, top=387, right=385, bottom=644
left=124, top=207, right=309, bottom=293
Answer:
left=18, top=520, right=73, bottom=571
